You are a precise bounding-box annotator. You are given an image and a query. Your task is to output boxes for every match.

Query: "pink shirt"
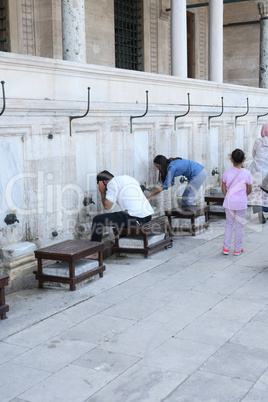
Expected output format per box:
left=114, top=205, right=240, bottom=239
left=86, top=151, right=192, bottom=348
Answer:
left=222, top=167, right=252, bottom=210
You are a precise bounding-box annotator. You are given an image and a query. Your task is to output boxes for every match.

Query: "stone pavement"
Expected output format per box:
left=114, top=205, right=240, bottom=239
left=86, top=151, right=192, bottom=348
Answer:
left=1, top=213, right=268, bottom=402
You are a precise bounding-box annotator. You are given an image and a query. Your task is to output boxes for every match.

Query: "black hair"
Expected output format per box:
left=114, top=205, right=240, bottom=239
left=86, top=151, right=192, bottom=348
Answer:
left=154, top=155, right=182, bottom=183
left=96, top=170, right=114, bottom=183
left=231, top=149, right=245, bottom=164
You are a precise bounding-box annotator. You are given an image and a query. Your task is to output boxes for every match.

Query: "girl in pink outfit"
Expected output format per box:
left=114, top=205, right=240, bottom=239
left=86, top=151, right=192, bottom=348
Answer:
left=222, top=149, right=252, bottom=256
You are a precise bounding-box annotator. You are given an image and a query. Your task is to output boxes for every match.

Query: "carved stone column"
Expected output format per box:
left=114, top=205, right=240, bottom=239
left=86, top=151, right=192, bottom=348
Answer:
left=257, top=1, right=268, bottom=87
left=62, top=0, right=86, bottom=63
left=209, top=0, right=223, bottom=83
left=171, top=0, right=187, bottom=78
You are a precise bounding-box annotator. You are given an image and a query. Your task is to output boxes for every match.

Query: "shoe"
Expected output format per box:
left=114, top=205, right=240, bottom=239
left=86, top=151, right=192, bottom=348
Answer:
left=258, top=211, right=266, bottom=224
left=234, top=248, right=244, bottom=256
left=223, top=249, right=229, bottom=255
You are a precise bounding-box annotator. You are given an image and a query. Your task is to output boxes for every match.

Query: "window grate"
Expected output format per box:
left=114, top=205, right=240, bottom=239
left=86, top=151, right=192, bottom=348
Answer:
left=0, top=0, right=7, bottom=52
left=114, top=0, right=143, bottom=71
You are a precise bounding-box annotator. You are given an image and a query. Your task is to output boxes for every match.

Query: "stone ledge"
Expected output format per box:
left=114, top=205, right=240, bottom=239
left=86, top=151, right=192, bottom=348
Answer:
left=1, top=241, right=36, bottom=260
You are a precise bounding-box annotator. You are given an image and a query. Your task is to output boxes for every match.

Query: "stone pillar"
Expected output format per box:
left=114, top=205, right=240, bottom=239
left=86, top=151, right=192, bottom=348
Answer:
left=171, top=0, right=187, bottom=78
left=257, top=1, right=268, bottom=88
left=209, top=0, right=223, bottom=83
left=61, top=0, right=86, bottom=63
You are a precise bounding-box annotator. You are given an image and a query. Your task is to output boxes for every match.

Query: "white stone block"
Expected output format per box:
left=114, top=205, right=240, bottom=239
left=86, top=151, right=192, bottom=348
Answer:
left=1, top=242, right=37, bottom=260
left=171, top=215, right=206, bottom=229
left=43, top=259, right=99, bottom=277
left=119, top=233, right=166, bottom=249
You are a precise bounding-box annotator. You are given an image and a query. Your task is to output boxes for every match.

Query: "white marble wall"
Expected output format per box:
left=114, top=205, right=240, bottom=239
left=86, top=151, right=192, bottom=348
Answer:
left=0, top=52, right=267, bottom=286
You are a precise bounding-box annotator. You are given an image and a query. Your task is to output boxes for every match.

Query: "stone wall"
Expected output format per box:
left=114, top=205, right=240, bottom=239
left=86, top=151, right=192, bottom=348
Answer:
left=0, top=52, right=268, bottom=289
left=6, top=0, right=262, bottom=86
left=223, top=0, right=260, bottom=87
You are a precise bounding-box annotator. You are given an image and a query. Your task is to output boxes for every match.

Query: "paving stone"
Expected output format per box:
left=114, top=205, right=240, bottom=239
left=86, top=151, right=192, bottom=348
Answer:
left=102, top=292, right=165, bottom=321
left=20, top=364, right=116, bottom=402
left=11, top=338, right=96, bottom=373
left=100, top=322, right=173, bottom=358
left=4, top=317, right=75, bottom=348
left=140, top=337, right=219, bottom=375
left=0, top=341, right=27, bottom=365
left=72, top=347, right=140, bottom=375
left=84, top=364, right=186, bottom=402
left=200, top=343, right=268, bottom=382
left=175, top=316, right=244, bottom=346
left=253, top=367, right=268, bottom=392
left=2, top=218, right=268, bottom=401
left=163, top=370, right=252, bottom=402
left=0, top=362, right=50, bottom=402
left=231, top=321, right=268, bottom=350
left=242, top=389, right=268, bottom=402
left=59, top=313, right=135, bottom=345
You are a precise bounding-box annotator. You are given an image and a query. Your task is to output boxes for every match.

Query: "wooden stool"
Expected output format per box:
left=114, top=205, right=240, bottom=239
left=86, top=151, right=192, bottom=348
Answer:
left=204, top=194, right=225, bottom=217
left=165, top=205, right=210, bottom=236
left=113, top=218, right=171, bottom=258
left=33, top=240, right=105, bottom=291
left=0, top=275, right=9, bottom=319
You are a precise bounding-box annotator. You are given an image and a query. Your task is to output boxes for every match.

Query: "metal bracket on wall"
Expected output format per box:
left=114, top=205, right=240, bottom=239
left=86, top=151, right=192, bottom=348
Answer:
left=174, top=93, right=190, bottom=130
left=235, top=97, right=249, bottom=127
left=130, top=90, right=148, bottom=133
left=0, top=81, right=6, bottom=116
left=257, top=108, right=268, bottom=123
left=208, top=97, right=224, bottom=129
left=69, top=87, right=90, bottom=136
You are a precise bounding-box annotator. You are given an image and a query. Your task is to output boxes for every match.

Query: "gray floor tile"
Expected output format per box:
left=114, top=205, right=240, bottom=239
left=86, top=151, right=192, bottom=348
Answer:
left=140, top=337, right=219, bottom=375
left=163, top=370, right=252, bottom=402
left=0, top=362, right=50, bottom=402
left=60, top=313, right=135, bottom=344
left=204, top=298, right=263, bottom=323
left=11, top=338, right=96, bottom=373
left=200, top=342, right=268, bottom=382
left=85, top=364, right=186, bottom=402
left=175, top=316, right=244, bottom=346
left=193, top=265, right=258, bottom=296
left=20, top=364, right=116, bottom=402
left=102, top=293, right=165, bottom=321
left=53, top=299, right=111, bottom=323
left=73, top=347, right=140, bottom=375
left=92, top=281, right=145, bottom=305
left=4, top=317, right=75, bottom=348
left=167, top=289, right=224, bottom=309
left=0, top=341, right=27, bottom=365
left=253, top=305, right=268, bottom=322
left=253, top=367, right=268, bottom=391
left=3, top=219, right=268, bottom=400
left=231, top=321, right=268, bottom=350
left=241, top=389, right=268, bottom=402
left=137, top=276, right=191, bottom=302
left=137, top=303, right=211, bottom=333
left=100, top=322, right=173, bottom=358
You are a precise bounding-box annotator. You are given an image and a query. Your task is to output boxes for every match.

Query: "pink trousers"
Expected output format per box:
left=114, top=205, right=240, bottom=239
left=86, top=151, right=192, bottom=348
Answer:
left=223, top=209, right=247, bottom=252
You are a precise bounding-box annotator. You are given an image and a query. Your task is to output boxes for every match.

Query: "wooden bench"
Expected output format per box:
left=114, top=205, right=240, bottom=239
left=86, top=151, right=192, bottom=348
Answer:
left=165, top=205, right=210, bottom=236
left=33, top=240, right=105, bottom=291
left=0, top=275, right=9, bottom=319
left=204, top=194, right=225, bottom=217
left=112, top=218, right=172, bottom=258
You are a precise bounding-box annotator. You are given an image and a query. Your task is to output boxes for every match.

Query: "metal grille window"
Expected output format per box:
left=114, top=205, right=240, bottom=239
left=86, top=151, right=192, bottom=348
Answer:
left=114, top=0, right=143, bottom=71
left=0, top=0, right=7, bottom=52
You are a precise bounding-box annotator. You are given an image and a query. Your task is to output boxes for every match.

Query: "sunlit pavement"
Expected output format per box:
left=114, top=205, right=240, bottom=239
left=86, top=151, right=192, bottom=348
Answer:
left=1, top=212, right=268, bottom=402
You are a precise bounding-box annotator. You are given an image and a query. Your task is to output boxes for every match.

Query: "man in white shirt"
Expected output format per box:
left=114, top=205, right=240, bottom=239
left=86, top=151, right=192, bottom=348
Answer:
left=91, top=170, right=154, bottom=243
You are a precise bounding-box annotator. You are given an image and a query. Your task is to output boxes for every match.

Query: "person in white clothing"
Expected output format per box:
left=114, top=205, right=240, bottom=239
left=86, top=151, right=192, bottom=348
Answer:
left=247, top=123, right=268, bottom=223
left=90, top=170, right=154, bottom=243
